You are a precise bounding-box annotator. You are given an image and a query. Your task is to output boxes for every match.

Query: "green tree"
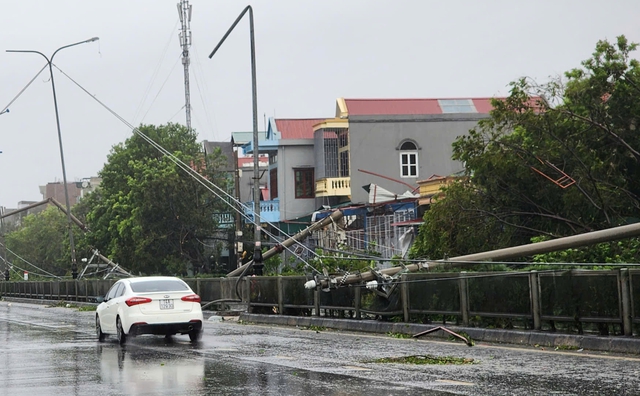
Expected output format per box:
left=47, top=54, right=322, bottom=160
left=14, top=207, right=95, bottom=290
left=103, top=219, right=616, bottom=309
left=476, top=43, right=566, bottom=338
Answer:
left=412, top=36, right=640, bottom=262
left=85, top=123, right=230, bottom=275
left=5, top=206, right=72, bottom=277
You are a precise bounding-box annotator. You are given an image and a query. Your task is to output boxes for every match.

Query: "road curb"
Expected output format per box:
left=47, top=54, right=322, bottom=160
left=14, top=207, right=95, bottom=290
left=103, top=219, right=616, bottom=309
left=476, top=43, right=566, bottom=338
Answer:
left=2, top=296, right=98, bottom=307
left=239, top=313, right=640, bottom=354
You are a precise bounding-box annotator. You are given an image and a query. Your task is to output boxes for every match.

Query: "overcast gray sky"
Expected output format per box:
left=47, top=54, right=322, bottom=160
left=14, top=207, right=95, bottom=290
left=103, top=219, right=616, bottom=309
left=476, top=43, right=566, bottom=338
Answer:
left=1, top=0, right=639, bottom=208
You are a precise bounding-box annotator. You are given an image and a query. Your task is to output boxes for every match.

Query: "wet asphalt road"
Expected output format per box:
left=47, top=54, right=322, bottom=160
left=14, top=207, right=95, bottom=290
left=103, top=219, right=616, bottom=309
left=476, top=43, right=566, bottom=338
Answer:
left=1, top=301, right=640, bottom=395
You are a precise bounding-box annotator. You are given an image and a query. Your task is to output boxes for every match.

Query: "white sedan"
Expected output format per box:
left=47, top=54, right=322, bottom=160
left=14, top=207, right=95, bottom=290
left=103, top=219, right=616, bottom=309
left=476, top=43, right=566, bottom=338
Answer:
left=96, top=276, right=203, bottom=344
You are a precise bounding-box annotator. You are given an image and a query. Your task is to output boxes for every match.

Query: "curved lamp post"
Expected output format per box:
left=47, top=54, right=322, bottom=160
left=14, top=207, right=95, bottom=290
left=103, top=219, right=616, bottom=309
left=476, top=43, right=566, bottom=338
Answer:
left=7, top=37, right=99, bottom=279
left=209, top=6, right=263, bottom=274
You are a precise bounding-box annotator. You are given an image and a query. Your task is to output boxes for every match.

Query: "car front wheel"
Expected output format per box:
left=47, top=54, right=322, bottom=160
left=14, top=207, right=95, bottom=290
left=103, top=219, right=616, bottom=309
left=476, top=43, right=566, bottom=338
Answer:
left=96, top=315, right=106, bottom=342
left=116, top=317, right=127, bottom=345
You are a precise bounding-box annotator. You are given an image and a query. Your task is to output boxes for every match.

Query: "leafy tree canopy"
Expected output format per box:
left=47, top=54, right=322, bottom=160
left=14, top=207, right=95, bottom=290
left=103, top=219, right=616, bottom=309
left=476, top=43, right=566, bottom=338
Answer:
left=5, top=206, right=71, bottom=277
left=85, top=123, right=230, bottom=275
left=412, top=36, right=640, bottom=262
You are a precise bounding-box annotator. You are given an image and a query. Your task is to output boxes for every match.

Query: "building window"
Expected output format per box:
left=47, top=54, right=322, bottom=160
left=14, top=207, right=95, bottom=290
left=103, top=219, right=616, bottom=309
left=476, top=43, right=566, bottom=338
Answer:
left=270, top=168, right=278, bottom=199
left=294, top=168, right=314, bottom=198
left=339, top=150, right=350, bottom=177
left=338, top=129, right=349, bottom=148
left=399, top=141, right=418, bottom=178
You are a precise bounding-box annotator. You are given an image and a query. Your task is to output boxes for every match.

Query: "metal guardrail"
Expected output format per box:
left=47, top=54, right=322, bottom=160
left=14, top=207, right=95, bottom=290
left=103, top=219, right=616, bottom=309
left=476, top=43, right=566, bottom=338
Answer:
left=1, top=269, right=638, bottom=336
left=0, top=278, right=249, bottom=306
left=243, top=269, right=640, bottom=336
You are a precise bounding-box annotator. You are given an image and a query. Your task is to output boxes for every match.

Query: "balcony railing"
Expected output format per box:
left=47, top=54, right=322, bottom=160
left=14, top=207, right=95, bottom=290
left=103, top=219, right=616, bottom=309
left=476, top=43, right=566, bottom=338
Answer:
left=244, top=199, right=280, bottom=223
left=315, top=177, right=351, bottom=197
left=212, top=212, right=235, bottom=228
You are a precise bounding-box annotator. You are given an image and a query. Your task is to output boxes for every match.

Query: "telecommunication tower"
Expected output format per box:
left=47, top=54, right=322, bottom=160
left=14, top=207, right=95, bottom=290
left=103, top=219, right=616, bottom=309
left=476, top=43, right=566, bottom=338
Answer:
left=177, top=0, right=193, bottom=130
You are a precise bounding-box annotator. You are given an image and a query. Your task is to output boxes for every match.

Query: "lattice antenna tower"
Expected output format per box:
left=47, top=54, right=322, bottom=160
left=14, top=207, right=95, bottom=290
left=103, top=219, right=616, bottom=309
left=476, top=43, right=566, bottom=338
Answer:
left=177, top=0, right=193, bottom=130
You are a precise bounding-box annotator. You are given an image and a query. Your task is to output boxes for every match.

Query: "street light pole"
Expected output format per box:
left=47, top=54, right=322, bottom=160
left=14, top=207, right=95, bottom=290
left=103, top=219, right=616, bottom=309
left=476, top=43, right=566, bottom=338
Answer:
left=7, top=37, right=99, bottom=279
left=209, top=6, right=263, bottom=274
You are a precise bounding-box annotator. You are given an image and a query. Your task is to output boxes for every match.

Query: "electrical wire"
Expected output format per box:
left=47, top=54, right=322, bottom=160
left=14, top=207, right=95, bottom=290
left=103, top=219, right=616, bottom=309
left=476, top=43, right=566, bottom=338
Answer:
left=191, top=45, right=217, bottom=136
left=54, top=65, right=323, bottom=274
left=346, top=266, right=627, bottom=289
left=1, top=64, right=48, bottom=114
left=132, top=19, right=180, bottom=124
left=319, top=228, right=405, bottom=256
left=192, top=45, right=218, bottom=128
left=167, top=105, right=186, bottom=122
left=314, top=244, right=640, bottom=267
left=140, top=54, right=183, bottom=123
left=0, top=242, right=62, bottom=279
left=320, top=266, right=638, bottom=291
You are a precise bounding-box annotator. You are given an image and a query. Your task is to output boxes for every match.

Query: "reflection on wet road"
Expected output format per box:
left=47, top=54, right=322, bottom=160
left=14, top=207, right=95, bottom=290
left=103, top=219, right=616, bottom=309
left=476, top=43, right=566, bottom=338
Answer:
left=0, top=302, right=451, bottom=395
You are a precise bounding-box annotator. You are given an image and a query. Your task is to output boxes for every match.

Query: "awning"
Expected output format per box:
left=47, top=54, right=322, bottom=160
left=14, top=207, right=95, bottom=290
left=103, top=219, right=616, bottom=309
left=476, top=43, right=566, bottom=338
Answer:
left=365, top=183, right=419, bottom=204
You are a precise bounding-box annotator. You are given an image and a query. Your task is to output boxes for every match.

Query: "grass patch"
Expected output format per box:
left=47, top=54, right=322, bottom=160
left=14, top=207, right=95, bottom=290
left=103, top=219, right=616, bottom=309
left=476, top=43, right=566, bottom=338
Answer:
left=305, top=325, right=326, bottom=332
left=78, top=305, right=97, bottom=312
left=387, top=332, right=412, bottom=339
left=555, top=344, right=579, bottom=351
left=371, top=355, right=475, bottom=365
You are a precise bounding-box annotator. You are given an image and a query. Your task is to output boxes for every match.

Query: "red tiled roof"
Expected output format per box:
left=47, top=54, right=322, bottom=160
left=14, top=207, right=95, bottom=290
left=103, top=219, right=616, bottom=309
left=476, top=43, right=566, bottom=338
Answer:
left=345, top=99, right=442, bottom=115
left=343, top=98, right=506, bottom=116
left=275, top=118, right=325, bottom=139
left=471, top=98, right=495, bottom=114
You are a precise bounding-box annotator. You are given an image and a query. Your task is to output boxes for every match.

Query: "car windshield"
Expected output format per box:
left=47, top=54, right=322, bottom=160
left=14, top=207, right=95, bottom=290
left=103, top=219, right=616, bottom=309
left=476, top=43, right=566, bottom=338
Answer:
left=130, top=280, right=190, bottom=293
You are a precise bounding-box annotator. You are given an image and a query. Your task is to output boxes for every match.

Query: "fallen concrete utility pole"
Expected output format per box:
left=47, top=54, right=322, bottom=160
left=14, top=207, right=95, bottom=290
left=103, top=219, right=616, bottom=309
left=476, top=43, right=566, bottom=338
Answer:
left=0, top=198, right=88, bottom=232
left=1, top=197, right=131, bottom=278
left=305, top=221, right=640, bottom=290
left=228, top=209, right=344, bottom=277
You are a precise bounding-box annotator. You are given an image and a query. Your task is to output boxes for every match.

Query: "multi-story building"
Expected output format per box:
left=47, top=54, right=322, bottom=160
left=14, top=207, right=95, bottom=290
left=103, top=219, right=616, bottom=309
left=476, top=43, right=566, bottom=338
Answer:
left=39, top=176, right=102, bottom=206
left=241, top=97, right=503, bottom=260
left=243, top=117, right=325, bottom=232
left=314, top=97, right=497, bottom=205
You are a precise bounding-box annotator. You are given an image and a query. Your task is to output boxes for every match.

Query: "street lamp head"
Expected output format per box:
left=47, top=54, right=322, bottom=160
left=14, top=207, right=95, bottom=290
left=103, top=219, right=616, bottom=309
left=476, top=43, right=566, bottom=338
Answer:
left=87, top=37, right=100, bottom=43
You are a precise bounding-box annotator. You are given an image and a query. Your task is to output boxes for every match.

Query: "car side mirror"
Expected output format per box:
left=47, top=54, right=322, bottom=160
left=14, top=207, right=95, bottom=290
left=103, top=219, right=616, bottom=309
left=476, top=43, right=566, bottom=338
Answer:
left=96, top=296, right=105, bottom=303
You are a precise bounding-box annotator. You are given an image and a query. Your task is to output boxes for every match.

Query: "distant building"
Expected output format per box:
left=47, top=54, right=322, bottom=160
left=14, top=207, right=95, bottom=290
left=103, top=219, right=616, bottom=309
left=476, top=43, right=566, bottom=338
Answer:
left=231, top=131, right=267, bottom=157
left=0, top=200, right=47, bottom=228
left=39, top=177, right=102, bottom=206
left=40, top=182, right=81, bottom=206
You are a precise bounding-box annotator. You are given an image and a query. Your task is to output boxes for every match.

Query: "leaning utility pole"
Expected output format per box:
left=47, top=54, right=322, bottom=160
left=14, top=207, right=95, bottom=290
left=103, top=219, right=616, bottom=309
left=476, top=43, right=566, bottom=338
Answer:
left=208, top=6, right=262, bottom=274
left=177, top=0, right=193, bottom=130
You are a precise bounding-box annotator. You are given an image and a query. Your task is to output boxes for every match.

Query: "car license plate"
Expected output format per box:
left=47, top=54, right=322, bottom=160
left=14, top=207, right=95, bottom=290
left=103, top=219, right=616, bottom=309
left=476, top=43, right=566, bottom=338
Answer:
left=159, top=299, right=174, bottom=310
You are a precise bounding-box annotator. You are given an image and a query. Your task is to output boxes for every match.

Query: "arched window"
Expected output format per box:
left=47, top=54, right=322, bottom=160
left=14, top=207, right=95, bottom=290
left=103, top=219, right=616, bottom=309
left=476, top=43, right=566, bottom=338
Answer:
left=399, top=140, right=418, bottom=178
